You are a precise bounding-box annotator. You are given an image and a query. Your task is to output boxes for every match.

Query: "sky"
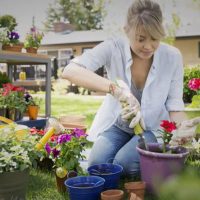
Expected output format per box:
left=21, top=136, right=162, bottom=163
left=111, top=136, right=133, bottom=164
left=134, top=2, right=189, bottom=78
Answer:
left=0, top=0, right=200, bottom=40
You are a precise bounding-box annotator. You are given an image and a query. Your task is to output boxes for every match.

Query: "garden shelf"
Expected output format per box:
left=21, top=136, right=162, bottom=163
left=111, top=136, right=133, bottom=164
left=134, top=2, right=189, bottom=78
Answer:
left=0, top=50, right=53, bottom=117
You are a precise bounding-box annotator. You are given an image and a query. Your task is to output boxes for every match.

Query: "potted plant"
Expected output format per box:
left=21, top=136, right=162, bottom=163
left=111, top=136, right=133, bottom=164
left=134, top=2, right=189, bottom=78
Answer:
left=0, top=123, right=38, bottom=199
left=0, top=83, right=26, bottom=121
left=136, top=120, right=190, bottom=194
left=42, top=128, right=88, bottom=192
left=2, top=30, right=23, bottom=52
left=24, top=92, right=41, bottom=120
left=24, top=26, right=44, bottom=54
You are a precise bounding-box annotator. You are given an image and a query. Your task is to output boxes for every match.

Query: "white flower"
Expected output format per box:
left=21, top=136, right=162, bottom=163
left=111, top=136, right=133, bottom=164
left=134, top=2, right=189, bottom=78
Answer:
left=0, top=27, right=9, bottom=43
left=192, top=138, right=200, bottom=153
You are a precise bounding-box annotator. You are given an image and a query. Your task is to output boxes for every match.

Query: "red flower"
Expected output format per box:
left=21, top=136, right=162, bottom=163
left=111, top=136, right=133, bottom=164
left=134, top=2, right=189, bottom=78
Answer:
left=160, top=120, right=177, bottom=133
left=30, top=127, right=45, bottom=135
left=2, top=83, right=24, bottom=96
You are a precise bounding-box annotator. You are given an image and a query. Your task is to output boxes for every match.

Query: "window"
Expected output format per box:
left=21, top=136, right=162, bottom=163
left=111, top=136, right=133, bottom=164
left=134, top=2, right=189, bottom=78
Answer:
left=58, top=49, right=73, bottom=67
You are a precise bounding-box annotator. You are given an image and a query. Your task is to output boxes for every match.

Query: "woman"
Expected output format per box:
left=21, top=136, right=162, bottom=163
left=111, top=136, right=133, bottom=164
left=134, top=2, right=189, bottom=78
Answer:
left=62, top=0, right=200, bottom=177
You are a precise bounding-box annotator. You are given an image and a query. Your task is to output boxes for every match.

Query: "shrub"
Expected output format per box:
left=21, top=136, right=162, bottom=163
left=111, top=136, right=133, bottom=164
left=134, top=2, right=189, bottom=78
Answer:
left=183, top=65, right=200, bottom=103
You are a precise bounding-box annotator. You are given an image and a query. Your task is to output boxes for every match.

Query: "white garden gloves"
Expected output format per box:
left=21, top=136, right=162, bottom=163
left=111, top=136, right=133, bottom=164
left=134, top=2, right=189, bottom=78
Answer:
left=109, top=80, right=145, bottom=130
left=170, top=117, right=200, bottom=146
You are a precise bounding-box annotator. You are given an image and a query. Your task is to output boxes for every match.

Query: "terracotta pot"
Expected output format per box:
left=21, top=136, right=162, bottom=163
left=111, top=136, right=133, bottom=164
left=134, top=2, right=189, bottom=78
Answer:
left=59, top=115, right=86, bottom=125
left=124, top=181, right=146, bottom=200
left=2, top=44, right=23, bottom=52
left=101, top=189, right=124, bottom=200
left=26, top=47, right=38, bottom=54
left=27, top=105, right=39, bottom=120
left=55, top=171, right=77, bottom=193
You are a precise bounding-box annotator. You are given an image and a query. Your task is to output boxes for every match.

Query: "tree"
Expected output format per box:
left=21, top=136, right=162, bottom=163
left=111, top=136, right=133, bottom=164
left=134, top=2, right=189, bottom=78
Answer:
left=44, top=0, right=106, bottom=31
left=0, top=15, right=17, bottom=31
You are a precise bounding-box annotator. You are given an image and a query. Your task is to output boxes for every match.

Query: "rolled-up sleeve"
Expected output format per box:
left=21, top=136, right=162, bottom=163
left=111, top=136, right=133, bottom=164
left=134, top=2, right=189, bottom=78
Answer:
left=71, top=39, right=113, bottom=72
left=165, top=51, right=185, bottom=111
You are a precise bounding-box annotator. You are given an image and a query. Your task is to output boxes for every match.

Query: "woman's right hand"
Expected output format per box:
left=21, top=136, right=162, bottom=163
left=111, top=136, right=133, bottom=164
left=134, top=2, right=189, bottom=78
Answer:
left=109, top=82, right=144, bottom=129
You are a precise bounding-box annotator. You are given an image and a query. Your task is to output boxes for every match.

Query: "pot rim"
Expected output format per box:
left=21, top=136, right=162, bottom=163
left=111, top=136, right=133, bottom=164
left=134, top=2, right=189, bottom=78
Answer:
left=101, top=189, right=124, bottom=197
left=136, top=144, right=189, bottom=158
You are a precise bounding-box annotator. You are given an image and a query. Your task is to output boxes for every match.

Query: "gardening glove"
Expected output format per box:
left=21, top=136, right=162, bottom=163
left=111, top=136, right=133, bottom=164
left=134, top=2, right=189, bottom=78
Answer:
left=109, top=80, right=145, bottom=131
left=170, top=117, right=200, bottom=146
left=130, top=193, right=142, bottom=200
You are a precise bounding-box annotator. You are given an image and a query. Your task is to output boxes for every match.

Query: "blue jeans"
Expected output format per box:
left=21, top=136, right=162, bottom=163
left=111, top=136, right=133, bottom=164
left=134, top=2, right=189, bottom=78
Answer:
left=88, top=124, right=157, bottom=177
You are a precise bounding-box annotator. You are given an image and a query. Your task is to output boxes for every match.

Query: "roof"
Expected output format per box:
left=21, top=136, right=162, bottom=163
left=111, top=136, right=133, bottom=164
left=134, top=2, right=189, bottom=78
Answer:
left=41, top=27, right=200, bottom=46
left=41, top=30, right=115, bottom=45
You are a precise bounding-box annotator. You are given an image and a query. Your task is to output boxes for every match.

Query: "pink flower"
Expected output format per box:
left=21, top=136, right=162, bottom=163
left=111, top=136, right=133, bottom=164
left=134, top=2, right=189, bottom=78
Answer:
left=73, top=128, right=87, bottom=138
left=188, top=78, right=200, bottom=91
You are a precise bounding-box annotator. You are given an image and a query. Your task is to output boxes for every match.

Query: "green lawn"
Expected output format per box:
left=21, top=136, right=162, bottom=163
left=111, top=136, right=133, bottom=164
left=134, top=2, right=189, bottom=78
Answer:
left=38, top=93, right=103, bottom=128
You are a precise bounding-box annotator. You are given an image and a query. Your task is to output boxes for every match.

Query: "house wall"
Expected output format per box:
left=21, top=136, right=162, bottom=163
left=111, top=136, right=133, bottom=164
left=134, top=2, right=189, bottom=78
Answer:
left=40, top=37, right=200, bottom=67
left=39, top=42, right=100, bottom=56
left=174, top=37, right=200, bottom=66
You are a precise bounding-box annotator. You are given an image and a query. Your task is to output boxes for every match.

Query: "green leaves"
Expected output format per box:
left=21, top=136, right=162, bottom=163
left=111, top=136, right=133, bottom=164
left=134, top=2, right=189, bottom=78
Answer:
left=0, top=124, right=38, bottom=173
left=44, top=0, right=105, bottom=31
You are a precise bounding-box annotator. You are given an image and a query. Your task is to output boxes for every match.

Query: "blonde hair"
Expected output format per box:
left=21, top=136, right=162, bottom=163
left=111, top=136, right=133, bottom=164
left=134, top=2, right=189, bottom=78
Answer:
left=124, top=0, right=165, bottom=40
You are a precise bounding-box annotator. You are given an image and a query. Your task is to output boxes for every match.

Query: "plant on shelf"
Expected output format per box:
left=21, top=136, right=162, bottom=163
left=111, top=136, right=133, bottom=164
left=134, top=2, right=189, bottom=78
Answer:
left=0, top=123, right=38, bottom=199
left=24, top=25, right=44, bottom=53
left=2, top=30, right=23, bottom=52
left=0, top=83, right=26, bottom=121
left=24, top=92, right=42, bottom=120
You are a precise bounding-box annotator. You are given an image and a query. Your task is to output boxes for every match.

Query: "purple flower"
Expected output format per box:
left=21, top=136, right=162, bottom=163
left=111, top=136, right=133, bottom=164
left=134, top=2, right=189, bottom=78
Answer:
left=24, top=92, right=32, bottom=102
left=45, top=143, right=51, bottom=154
left=73, top=128, right=86, bottom=138
left=57, top=134, right=72, bottom=144
left=9, top=31, right=19, bottom=40
left=52, top=148, right=60, bottom=158
left=31, top=27, right=36, bottom=33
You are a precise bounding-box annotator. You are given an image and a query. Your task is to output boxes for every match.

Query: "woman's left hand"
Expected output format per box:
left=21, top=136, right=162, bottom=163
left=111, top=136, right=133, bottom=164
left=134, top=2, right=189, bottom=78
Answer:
left=170, top=117, right=200, bottom=146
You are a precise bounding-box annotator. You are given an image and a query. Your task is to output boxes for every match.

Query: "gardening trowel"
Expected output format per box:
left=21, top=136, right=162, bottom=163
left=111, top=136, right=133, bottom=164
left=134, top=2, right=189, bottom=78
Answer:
left=35, top=117, right=65, bottom=150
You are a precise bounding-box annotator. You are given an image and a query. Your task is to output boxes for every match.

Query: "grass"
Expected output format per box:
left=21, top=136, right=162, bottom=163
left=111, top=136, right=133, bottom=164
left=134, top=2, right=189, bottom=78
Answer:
left=27, top=168, right=69, bottom=200
left=38, top=93, right=103, bottom=128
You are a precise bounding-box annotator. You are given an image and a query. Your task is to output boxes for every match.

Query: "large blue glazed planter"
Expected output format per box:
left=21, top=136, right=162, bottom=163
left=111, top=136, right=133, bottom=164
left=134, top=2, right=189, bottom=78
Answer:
left=87, top=163, right=123, bottom=190
left=64, top=176, right=105, bottom=200
left=136, top=143, right=189, bottom=194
